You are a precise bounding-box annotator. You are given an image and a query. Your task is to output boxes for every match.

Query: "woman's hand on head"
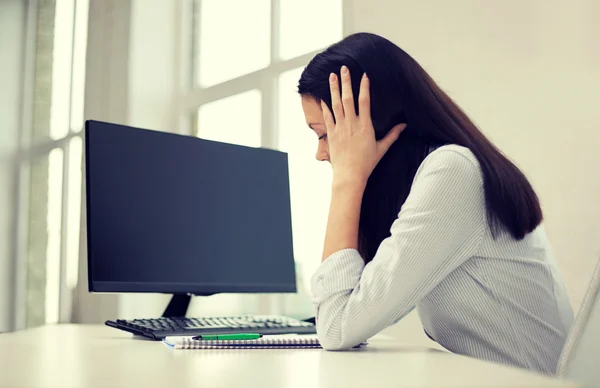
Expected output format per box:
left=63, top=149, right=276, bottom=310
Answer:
left=323, top=66, right=406, bottom=189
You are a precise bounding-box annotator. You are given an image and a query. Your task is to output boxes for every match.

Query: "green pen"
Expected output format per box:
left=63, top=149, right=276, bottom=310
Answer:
left=192, top=333, right=263, bottom=341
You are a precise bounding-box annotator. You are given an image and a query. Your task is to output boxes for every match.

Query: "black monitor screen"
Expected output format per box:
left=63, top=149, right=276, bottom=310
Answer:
left=85, top=121, right=296, bottom=294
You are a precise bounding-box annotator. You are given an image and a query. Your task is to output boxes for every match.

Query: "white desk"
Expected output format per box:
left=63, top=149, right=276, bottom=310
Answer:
left=0, top=325, right=579, bottom=388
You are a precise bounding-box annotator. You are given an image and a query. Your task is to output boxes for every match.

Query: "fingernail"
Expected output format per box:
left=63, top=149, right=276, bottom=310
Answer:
left=341, top=66, right=349, bottom=75
left=363, top=73, right=368, bottom=80
left=329, top=73, right=337, bottom=83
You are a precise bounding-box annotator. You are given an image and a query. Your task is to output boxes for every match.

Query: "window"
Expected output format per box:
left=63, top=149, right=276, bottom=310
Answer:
left=184, top=0, right=343, bottom=313
left=278, top=0, right=343, bottom=60
left=197, top=89, right=262, bottom=147
left=196, top=0, right=271, bottom=87
left=17, top=0, right=89, bottom=328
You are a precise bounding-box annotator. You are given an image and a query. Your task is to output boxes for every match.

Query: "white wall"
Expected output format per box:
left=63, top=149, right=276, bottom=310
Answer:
left=350, top=0, right=600, bottom=342
left=0, top=0, right=28, bottom=332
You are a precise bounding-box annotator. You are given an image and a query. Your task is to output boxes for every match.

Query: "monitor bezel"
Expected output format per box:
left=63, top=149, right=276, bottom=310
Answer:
left=84, top=120, right=297, bottom=295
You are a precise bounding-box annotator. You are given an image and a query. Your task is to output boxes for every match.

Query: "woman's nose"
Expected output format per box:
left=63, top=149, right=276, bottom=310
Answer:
left=315, top=149, right=330, bottom=162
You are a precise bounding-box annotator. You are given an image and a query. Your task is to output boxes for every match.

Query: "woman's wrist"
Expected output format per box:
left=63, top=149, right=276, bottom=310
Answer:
left=323, top=175, right=365, bottom=260
left=332, top=178, right=367, bottom=195
left=332, top=174, right=368, bottom=193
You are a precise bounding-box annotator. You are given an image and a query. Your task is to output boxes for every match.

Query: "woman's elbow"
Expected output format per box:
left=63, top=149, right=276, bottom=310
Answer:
left=319, top=335, right=363, bottom=351
left=321, top=340, right=351, bottom=351
left=317, top=325, right=361, bottom=351
left=314, top=305, right=366, bottom=350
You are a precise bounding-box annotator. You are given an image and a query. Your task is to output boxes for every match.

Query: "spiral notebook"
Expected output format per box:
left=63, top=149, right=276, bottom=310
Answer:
left=162, top=335, right=367, bottom=350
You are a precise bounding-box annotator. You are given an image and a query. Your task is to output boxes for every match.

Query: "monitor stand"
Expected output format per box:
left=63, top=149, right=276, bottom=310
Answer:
left=161, top=293, right=214, bottom=318
left=161, top=294, right=190, bottom=317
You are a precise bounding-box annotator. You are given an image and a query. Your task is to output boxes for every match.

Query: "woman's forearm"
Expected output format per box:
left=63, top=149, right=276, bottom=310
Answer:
left=321, top=180, right=366, bottom=261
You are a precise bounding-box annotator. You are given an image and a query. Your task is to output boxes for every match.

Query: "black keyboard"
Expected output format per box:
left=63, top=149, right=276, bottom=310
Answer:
left=106, top=315, right=316, bottom=340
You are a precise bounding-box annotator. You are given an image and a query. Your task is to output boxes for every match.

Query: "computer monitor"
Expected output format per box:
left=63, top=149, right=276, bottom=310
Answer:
left=84, top=121, right=296, bottom=302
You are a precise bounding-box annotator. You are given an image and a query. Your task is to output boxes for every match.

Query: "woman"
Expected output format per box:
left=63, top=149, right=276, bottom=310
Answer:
left=298, top=32, right=573, bottom=375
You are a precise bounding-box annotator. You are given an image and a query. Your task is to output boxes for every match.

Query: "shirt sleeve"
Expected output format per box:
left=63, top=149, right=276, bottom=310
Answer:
left=310, top=148, right=486, bottom=350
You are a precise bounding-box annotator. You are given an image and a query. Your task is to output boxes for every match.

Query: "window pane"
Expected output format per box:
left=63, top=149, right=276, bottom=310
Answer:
left=279, top=0, right=343, bottom=60
left=278, top=67, right=332, bottom=289
left=197, top=0, right=270, bottom=87
left=70, top=0, right=89, bottom=132
left=30, top=1, right=55, bottom=144
left=50, top=0, right=75, bottom=140
left=26, top=148, right=64, bottom=328
left=66, top=136, right=83, bottom=289
left=197, top=89, right=262, bottom=147
left=27, top=156, right=49, bottom=328
left=45, top=148, right=64, bottom=324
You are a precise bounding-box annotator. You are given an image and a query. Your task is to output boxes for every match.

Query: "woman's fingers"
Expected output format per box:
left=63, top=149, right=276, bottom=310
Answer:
left=358, top=73, right=371, bottom=123
left=329, top=73, right=344, bottom=121
left=377, top=123, right=407, bottom=157
left=340, top=66, right=356, bottom=117
left=321, top=100, right=336, bottom=132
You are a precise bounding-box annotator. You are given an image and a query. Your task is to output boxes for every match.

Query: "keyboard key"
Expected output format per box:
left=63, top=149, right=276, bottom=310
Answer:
left=182, top=325, right=229, bottom=331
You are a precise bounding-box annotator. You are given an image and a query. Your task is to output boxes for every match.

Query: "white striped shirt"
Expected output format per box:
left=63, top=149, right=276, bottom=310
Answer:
left=311, top=145, right=574, bottom=375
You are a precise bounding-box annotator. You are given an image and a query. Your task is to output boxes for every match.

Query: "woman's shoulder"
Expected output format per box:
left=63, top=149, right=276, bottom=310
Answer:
left=427, top=144, right=478, bottom=165
left=417, top=144, right=481, bottom=177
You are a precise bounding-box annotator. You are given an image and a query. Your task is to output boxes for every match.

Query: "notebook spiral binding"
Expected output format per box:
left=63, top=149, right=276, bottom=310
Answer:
left=179, top=337, right=322, bottom=349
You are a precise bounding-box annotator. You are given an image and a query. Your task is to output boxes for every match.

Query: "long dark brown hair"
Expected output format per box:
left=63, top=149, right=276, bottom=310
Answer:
left=298, top=32, right=542, bottom=263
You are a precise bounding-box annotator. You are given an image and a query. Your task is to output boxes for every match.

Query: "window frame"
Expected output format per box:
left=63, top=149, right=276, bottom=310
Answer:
left=175, top=0, right=352, bottom=148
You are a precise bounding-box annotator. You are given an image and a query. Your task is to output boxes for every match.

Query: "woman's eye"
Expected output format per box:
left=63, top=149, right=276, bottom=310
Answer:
left=318, top=134, right=328, bottom=141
